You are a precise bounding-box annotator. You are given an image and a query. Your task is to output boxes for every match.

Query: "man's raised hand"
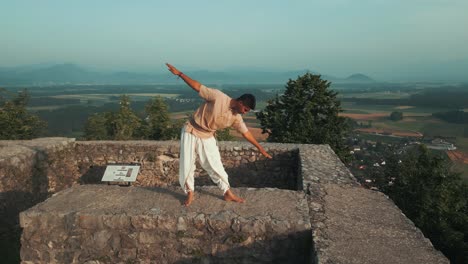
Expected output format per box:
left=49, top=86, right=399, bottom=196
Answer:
left=260, top=148, right=272, bottom=159
left=166, top=63, right=181, bottom=76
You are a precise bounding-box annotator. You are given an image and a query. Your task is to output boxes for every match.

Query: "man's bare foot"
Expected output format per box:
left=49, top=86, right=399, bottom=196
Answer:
left=184, top=191, right=194, bottom=207
left=224, top=189, right=245, bottom=203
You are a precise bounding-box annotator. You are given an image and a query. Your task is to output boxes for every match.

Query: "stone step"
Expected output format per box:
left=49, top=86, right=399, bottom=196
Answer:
left=20, top=185, right=312, bottom=263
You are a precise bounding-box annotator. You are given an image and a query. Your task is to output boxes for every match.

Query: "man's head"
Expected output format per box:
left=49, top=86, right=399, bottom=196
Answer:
left=234, top=94, right=256, bottom=114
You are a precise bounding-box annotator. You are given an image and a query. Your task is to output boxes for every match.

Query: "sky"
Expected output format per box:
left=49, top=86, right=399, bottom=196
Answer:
left=1, top=0, right=467, bottom=81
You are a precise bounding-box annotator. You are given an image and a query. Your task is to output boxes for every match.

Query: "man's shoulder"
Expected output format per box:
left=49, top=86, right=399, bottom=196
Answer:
left=200, top=85, right=231, bottom=101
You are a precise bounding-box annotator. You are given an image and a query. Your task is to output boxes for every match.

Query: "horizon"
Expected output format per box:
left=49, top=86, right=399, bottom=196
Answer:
left=2, top=62, right=468, bottom=85
left=1, top=0, right=467, bottom=82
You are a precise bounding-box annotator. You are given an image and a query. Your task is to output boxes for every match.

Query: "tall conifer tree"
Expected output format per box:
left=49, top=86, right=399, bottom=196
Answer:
left=257, top=73, right=350, bottom=160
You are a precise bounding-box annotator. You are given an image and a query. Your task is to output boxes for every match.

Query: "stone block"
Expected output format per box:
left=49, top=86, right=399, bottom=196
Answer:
left=78, top=214, right=104, bottom=230
left=102, top=215, right=131, bottom=230
left=20, top=185, right=311, bottom=263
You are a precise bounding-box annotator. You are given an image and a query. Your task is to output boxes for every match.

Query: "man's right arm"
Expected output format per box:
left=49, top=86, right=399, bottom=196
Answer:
left=166, top=63, right=201, bottom=92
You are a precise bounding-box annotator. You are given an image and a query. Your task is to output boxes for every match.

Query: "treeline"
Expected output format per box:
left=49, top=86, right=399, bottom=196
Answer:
left=3, top=84, right=192, bottom=97
left=3, top=84, right=281, bottom=97
left=342, top=89, right=468, bottom=108
left=28, top=97, right=81, bottom=106
left=83, top=95, right=233, bottom=141
left=433, top=110, right=468, bottom=124
left=36, top=98, right=199, bottom=136
left=25, top=87, right=277, bottom=137
left=83, top=95, right=183, bottom=141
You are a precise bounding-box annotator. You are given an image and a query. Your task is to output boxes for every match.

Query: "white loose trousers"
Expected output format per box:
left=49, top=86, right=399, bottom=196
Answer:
left=179, top=125, right=230, bottom=194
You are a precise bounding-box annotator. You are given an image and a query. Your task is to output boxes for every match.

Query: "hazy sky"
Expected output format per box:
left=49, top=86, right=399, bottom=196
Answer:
left=1, top=0, right=467, bottom=81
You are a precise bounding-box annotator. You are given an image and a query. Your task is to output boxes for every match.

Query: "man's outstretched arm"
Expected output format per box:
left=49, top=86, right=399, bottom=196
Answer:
left=242, top=131, right=272, bottom=159
left=166, top=63, right=201, bottom=92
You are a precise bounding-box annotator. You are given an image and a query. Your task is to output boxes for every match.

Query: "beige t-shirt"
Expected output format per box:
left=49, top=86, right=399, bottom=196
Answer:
left=185, top=85, right=248, bottom=139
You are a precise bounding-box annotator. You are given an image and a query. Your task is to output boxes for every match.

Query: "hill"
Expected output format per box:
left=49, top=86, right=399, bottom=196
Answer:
left=344, top=73, right=375, bottom=83
left=0, top=63, right=375, bottom=85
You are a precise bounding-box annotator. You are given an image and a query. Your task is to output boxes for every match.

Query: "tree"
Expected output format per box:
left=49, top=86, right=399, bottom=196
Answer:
left=257, top=72, right=350, bottom=161
left=389, top=111, right=403, bottom=121
left=83, top=96, right=184, bottom=141
left=383, top=145, right=467, bottom=263
left=0, top=89, right=46, bottom=139
left=141, top=96, right=172, bottom=140
left=83, top=113, right=109, bottom=140
left=215, top=128, right=234, bottom=141
left=111, top=95, right=141, bottom=140
left=165, top=118, right=186, bottom=140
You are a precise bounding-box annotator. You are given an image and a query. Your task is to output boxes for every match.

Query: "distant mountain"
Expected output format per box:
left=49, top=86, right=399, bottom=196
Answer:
left=27, top=64, right=100, bottom=82
left=0, top=63, right=376, bottom=85
left=0, top=64, right=102, bottom=85
left=344, top=73, right=375, bottom=83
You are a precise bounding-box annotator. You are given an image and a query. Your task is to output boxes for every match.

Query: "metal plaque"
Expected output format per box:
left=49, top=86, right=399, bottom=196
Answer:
left=101, top=164, right=140, bottom=182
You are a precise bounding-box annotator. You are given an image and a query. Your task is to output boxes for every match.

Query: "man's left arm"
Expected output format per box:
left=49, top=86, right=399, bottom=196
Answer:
left=242, top=131, right=272, bottom=159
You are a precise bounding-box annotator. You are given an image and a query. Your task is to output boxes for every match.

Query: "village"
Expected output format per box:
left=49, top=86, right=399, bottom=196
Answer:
left=347, top=131, right=459, bottom=190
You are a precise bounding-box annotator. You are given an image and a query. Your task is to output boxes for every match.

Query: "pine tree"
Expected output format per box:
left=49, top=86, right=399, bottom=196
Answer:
left=0, top=89, right=46, bottom=139
left=256, top=72, right=350, bottom=160
left=111, top=95, right=141, bottom=140
left=83, top=113, right=109, bottom=140
left=142, top=96, right=172, bottom=140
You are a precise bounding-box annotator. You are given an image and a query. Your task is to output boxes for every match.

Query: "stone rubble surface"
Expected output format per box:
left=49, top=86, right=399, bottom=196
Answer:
left=20, top=185, right=311, bottom=263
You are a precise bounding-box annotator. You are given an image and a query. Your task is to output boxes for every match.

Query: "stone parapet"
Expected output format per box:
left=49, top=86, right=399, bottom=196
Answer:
left=0, top=137, right=78, bottom=218
left=74, top=140, right=298, bottom=190
left=311, top=184, right=449, bottom=264
left=0, top=138, right=449, bottom=263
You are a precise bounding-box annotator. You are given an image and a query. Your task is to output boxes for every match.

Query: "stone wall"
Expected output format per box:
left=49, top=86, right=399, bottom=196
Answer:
left=1, top=138, right=449, bottom=263
left=0, top=138, right=79, bottom=263
left=1, top=139, right=298, bottom=196
left=0, top=138, right=299, bottom=263
left=74, top=141, right=298, bottom=190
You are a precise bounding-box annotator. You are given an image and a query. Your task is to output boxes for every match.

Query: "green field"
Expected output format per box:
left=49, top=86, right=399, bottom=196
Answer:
left=455, top=137, right=468, bottom=153
left=339, top=91, right=412, bottom=99
left=342, top=102, right=394, bottom=113
left=255, top=101, right=269, bottom=110
left=356, top=133, right=406, bottom=144
left=51, top=93, right=180, bottom=102
left=341, top=102, right=451, bottom=115
left=372, top=116, right=438, bottom=130
left=27, top=105, right=69, bottom=111
left=342, top=109, right=370, bottom=114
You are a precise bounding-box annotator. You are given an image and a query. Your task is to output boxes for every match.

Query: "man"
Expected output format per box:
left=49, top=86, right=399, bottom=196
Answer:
left=166, top=63, right=272, bottom=206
